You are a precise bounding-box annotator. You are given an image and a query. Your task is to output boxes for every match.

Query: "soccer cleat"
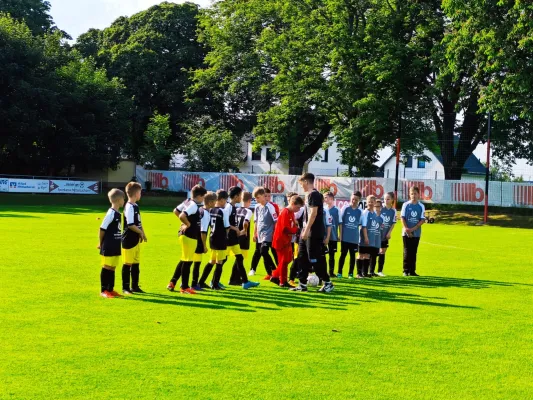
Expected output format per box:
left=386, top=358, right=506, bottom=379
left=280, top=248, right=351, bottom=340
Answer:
left=167, top=282, right=176, bottom=292
left=263, top=275, right=272, bottom=281
left=280, top=282, right=295, bottom=289
left=109, top=291, right=123, bottom=297
left=131, top=287, right=145, bottom=293
left=191, top=285, right=204, bottom=291
left=248, top=269, right=256, bottom=276
left=210, top=285, right=222, bottom=291
left=318, top=282, right=334, bottom=293
left=122, top=289, right=133, bottom=295
left=218, top=282, right=226, bottom=290
left=356, top=274, right=363, bottom=279
left=348, top=274, right=354, bottom=279
left=371, top=273, right=379, bottom=277
left=410, top=272, right=420, bottom=277
left=364, top=274, right=373, bottom=279
left=377, top=272, right=386, bottom=277
left=337, top=274, right=343, bottom=279
left=403, top=272, right=410, bottom=277
left=270, top=277, right=280, bottom=285
left=180, top=287, right=197, bottom=294
left=199, top=282, right=210, bottom=289
left=242, top=281, right=260, bottom=289
left=289, top=280, right=297, bottom=287
left=228, top=280, right=242, bottom=286
left=100, top=291, right=114, bottom=298
left=289, top=284, right=308, bottom=292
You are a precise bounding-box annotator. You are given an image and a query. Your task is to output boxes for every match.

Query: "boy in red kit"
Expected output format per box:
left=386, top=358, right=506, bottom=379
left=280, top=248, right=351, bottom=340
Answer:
left=271, top=196, right=305, bottom=288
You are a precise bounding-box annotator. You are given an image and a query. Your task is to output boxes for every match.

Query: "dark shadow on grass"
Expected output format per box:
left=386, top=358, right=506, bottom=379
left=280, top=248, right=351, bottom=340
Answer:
left=349, top=275, right=532, bottom=289
left=0, top=212, right=42, bottom=218
left=124, top=293, right=257, bottom=312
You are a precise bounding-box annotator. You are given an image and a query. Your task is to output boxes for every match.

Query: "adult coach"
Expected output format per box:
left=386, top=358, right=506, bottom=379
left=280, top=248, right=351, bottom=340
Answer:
left=290, top=173, right=334, bottom=293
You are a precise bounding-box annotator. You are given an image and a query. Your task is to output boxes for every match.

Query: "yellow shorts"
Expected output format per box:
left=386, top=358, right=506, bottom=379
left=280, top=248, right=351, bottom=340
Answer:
left=227, top=245, right=242, bottom=257
left=193, top=253, right=205, bottom=262
left=101, top=256, right=121, bottom=268
left=122, top=245, right=141, bottom=264
left=180, top=235, right=197, bottom=262
left=241, top=249, right=249, bottom=259
left=210, top=249, right=227, bottom=264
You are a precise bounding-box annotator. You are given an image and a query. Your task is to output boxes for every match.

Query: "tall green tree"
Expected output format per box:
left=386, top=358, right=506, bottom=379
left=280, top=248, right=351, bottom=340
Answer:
left=0, top=14, right=130, bottom=175
left=76, top=2, right=206, bottom=168
left=0, top=0, right=52, bottom=35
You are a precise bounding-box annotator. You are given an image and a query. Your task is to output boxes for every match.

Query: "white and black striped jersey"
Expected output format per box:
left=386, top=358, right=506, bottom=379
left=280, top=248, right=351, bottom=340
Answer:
left=209, top=207, right=230, bottom=250
left=182, top=201, right=201, bottom=240
left=122, top=202, right=142, bottom=249
left=100, top=208, right=122, bottom=256
left=195, top=207, right=211, bottom=254
left=237, top=207, right=253, bottom=250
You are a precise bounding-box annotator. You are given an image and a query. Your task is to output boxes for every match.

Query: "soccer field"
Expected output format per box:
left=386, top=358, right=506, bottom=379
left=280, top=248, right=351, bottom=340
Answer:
left=1, top=200, right=532, bottom=400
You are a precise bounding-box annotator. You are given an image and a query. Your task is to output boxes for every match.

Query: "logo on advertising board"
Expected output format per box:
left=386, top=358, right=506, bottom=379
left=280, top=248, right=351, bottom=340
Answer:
left=452, top=183, right=484, bottom=203
left=147, top=171, right=170, bottom=190
left=315, top=178, right=338, bottom=196
left=258, top=176, right=285, bottom=193
left=403, top=181, right=433, bottom=201
left=181, top=174, right=205, bottom=191
left=0, top=178, right=8, bottom=192
left=219, top=175, right=244, bottom=190
left=354, top=180, right=384, bottom=198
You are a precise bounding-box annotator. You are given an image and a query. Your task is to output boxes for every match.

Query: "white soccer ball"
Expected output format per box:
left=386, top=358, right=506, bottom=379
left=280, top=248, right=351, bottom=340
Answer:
left=307, top=274, right=320, bottom=287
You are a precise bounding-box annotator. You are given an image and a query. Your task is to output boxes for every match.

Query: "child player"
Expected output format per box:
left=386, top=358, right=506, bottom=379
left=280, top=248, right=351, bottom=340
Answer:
left=229, top=191, right=254, bottom=285
left=98, top=189, right=125, bottom=298
left=264, top=187, right=279, bottom=264
left=166, top=184, right=207, bottom=294
left=226, top=186, right=259, bottom=290
left=249, top=187, right=278, bottom=279
left=377, top=192, right=396, bottom=277
left=191, top=192, right=217, bottom=291
left=287, top=192, right=304, bottom=288
left=369, top=199, right=384, bottom=277
left=324, top=192, right=340, bottom=278
left=122, top=182, right=147, bottom=294
left=198, top=190, right=230, bottom=290
left=358, top=195, right=381, bottom=279
left=338, top=191, right=362, bottom=279
left=401, top=186, right=425, bottom=276
left=272, top=195, right=304, bottom=288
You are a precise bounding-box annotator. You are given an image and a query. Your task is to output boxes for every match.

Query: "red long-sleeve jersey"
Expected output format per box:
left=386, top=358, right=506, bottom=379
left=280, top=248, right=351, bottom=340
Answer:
left=273, top=208, right=299, bottom=250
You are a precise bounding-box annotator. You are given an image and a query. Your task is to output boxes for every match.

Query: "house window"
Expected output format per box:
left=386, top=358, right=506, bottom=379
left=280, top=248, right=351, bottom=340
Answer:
left=405, top=156, right=413, bottom=168
left=417, top=159, right=426, bottom=169
left=251, top=147, right=261, bottom=161
left=322, top=148, right=329, bottom=163
left=266, top=148, right=276, bottom=162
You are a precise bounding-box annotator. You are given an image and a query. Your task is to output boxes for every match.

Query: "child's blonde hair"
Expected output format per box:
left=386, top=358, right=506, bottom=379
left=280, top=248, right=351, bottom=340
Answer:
left=108, top=188, right=125, bottom=203
left=204, top=192, right=217, bottom=207
left=125, top=182, right=142, bottom=197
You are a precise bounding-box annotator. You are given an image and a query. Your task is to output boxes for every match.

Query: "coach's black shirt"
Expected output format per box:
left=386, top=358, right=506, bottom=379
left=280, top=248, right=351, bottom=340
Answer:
left=209, top=207, right=230, bottom=251
left=305, top=189, right=325, bottom=239
left=100, top=208, right=122, bottom=256
left=122, top=202, right=142, bottom=250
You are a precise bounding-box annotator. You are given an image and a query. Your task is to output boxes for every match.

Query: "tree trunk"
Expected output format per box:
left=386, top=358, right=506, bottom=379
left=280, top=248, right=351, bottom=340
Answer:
left=287, top=124, right=331, bottom=176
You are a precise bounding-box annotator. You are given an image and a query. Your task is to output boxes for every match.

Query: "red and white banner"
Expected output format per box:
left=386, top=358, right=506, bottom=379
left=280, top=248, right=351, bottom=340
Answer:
left=135, top=167, right=533, bottom=208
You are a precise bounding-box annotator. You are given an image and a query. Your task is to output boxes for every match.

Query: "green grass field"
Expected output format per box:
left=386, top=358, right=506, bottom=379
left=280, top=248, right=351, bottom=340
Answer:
left=1, top=197, right=533, bottom=399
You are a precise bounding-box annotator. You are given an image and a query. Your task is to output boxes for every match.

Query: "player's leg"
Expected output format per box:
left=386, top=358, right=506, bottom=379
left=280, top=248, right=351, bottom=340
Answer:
left=348, top=245, right=357, bottom=278
left=338, top=242, right=348, bottom=277
left=402, top=236, right=410, bottom=276
left=229, top=259, right=241, bottom=285
left=199, top=252, right=216, bottom=288
left=130, top=245, right=143, bottom=293
left=410, top=237, right=421, bottom=276
left=168, top=262, right=183, bottom=291
left=328, top=241, right=336, bottom=277
left=378, top=243, right=388, bottom=276
left=291, top=240, right=310, bottom=291
left=260, top=242, right=275, bottom=278
left=270, top=247, right=279, bottom=264
left=249, top=242, right=261, bottom=275
left=191, top=253, right=203, bottom=290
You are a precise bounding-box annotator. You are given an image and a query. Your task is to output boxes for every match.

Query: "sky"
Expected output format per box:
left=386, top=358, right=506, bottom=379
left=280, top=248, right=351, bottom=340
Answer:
left=49, top=0, right=212, bottom=40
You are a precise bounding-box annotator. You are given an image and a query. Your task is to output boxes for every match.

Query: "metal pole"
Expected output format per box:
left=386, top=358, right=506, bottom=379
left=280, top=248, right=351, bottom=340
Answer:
left=484, top=112, right=491, bottom=224
left=394, top=111, right=402, bottom=208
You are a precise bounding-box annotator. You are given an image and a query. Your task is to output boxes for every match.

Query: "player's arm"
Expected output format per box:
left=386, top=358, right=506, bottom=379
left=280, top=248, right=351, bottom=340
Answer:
left=98, top=229, right=105, bottom=249
left=338, top=207, right=345, bottom=242
left=179, top=212, right=191, bottom=228
left=241, top=209, right=252, bottom=236
left=223, top=209, right=231, bottom=235
left=253, top=209, right=258, bottom=242
left=98, top=210, right=113, bottom=249
left=200, top=212, right=210, bottom=253
left=412, top=205, right=426, bottom=231
left=125, top=206, right=145, bottom=241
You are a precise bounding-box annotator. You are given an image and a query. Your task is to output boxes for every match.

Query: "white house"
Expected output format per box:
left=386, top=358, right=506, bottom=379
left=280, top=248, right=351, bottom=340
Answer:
left=380, top=149, right=486, bottom=180
left=240, top=140, right=350, bottom=176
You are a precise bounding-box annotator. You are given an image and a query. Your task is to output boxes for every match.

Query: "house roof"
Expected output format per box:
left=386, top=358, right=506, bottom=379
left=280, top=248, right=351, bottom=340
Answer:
left=380, top=150, right=486, bottom=175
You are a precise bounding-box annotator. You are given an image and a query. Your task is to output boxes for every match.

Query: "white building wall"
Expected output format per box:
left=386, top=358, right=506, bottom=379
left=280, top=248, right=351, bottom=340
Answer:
left=382, top=149, right=444, bottom=180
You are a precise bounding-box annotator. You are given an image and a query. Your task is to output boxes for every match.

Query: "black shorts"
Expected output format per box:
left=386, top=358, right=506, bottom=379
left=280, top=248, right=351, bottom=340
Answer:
left=359, top=246, right=379, bottom=257
left=299, top=237, right=325, bottom=262
left=341, top=242, right=358, bottom=253
left=328, top=240, right=338, bottom=254
left=381, top=240, right=389, bottom=249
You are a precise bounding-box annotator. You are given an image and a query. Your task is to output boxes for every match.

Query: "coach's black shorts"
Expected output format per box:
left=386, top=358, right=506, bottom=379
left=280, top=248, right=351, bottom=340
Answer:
left=381, top=240, right=389, bottom=249
left=359, top=246, right=379, bottom=257
left=299, top=237, right=325, bottom=262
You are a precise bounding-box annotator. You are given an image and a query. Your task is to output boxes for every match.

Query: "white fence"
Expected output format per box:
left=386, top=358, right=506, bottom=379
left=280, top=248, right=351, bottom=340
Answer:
left=136, top=167, right=533, bottom=208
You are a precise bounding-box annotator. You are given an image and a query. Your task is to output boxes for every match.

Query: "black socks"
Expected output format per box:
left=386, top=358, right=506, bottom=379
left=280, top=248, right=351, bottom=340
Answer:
left=131, top=263, right=140, bottom=289
left=122, top=264, right=131, bottom=291
left=378, top=254, right=385, bottom=273
left=171, top=261, right=183, bottom=285
left=191, top=262, right=201, bottom=287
